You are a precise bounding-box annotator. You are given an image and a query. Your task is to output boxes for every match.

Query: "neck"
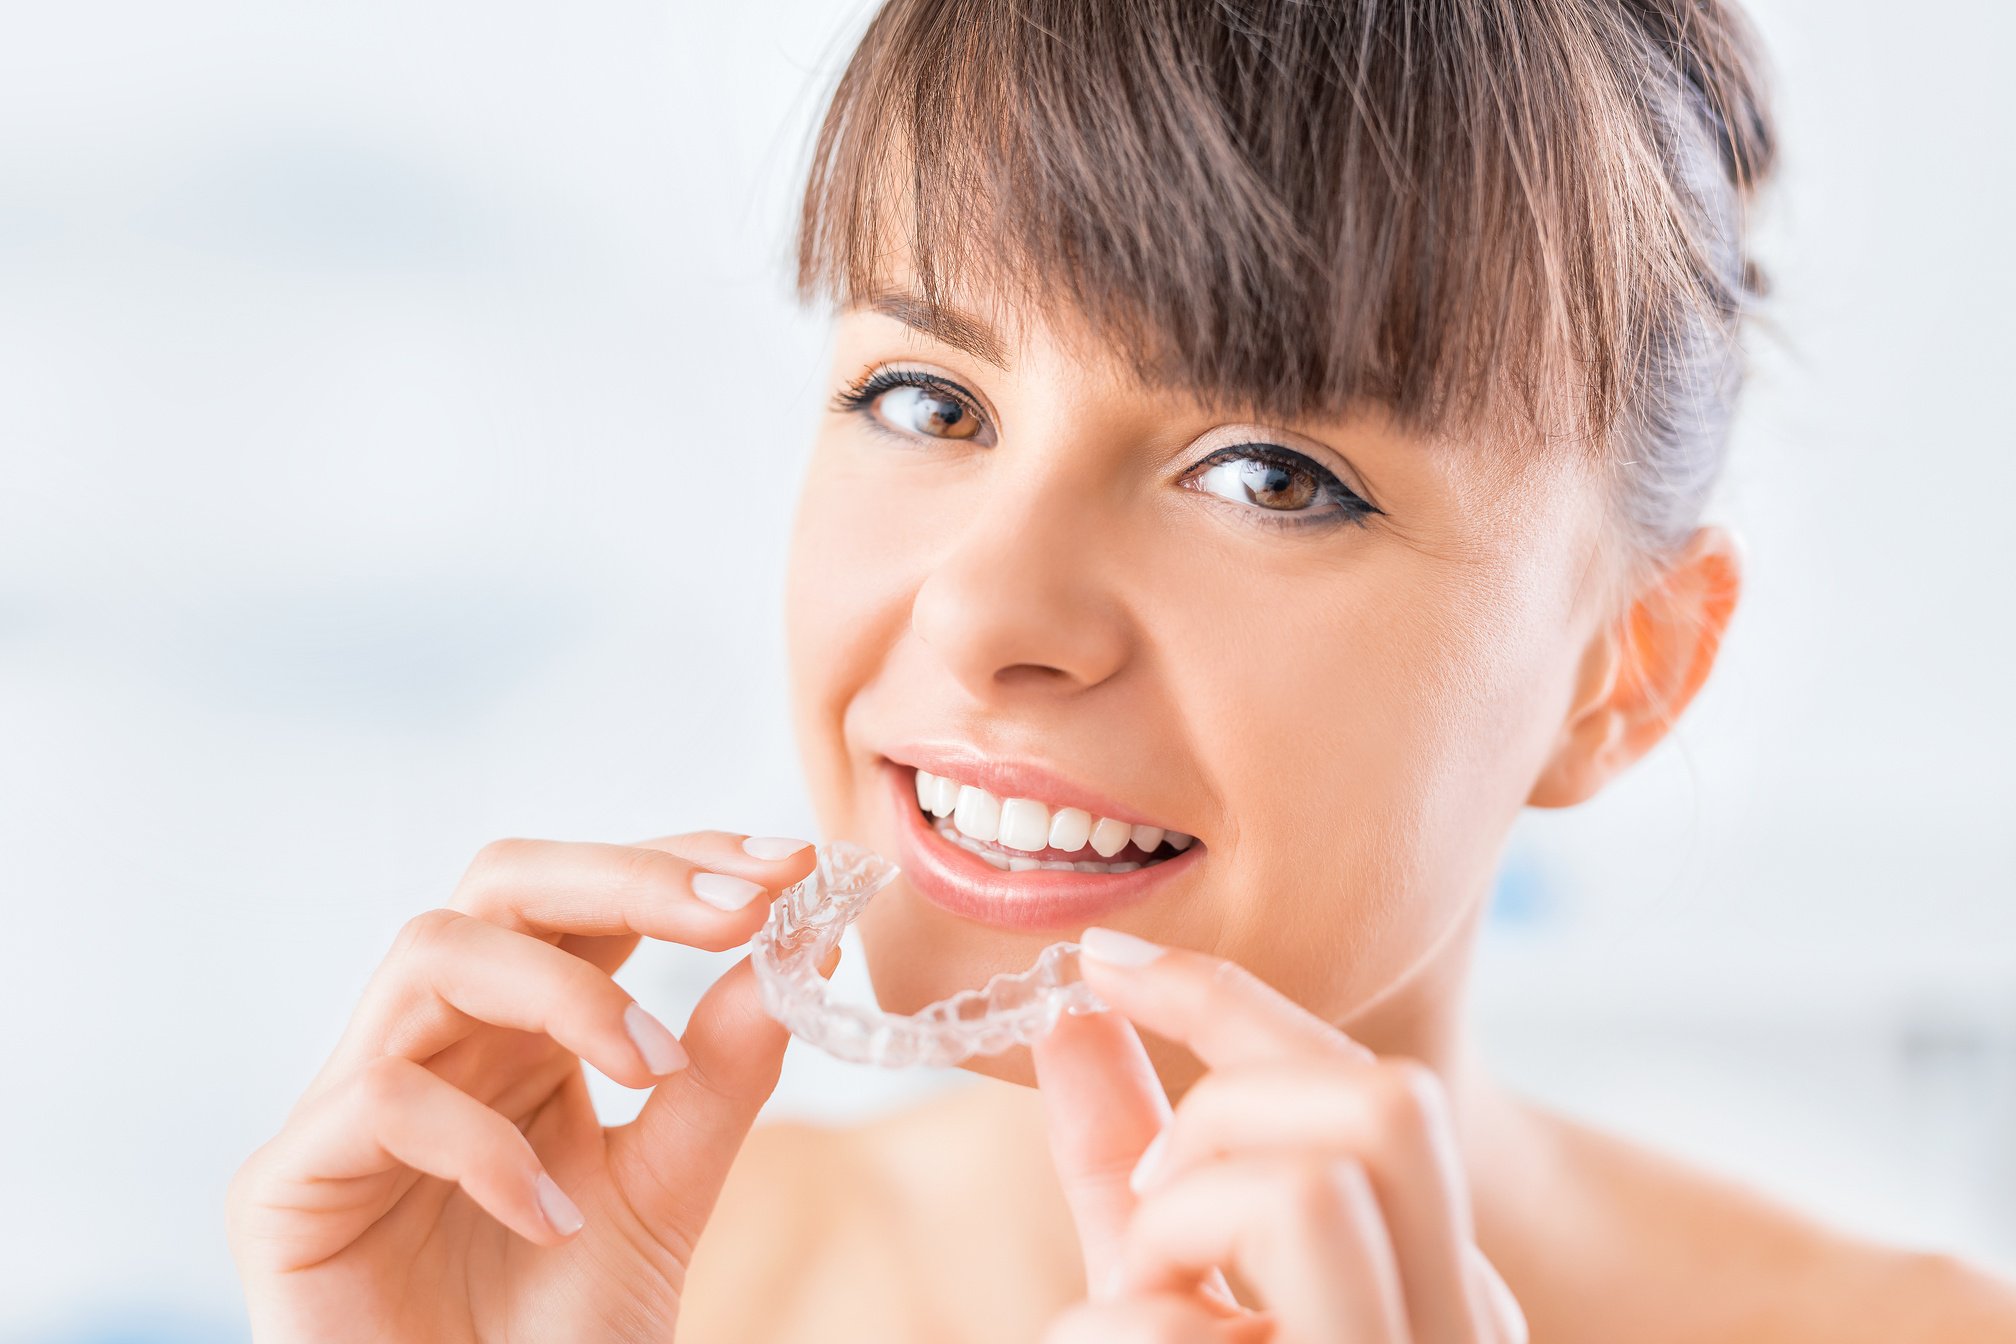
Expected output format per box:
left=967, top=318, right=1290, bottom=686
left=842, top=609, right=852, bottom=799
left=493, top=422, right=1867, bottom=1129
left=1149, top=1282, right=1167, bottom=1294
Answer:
left=1292, top=884, right=1544, bottom=1238
left=958, top=880, right=1548, bottom=1300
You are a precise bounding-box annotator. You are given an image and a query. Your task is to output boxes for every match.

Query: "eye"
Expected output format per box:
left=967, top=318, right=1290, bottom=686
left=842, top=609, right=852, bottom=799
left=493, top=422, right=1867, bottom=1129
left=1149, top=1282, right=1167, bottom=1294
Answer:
left=1180, top=444, right=1379, bottom=529
left=831, top=368, right=991, bottom=444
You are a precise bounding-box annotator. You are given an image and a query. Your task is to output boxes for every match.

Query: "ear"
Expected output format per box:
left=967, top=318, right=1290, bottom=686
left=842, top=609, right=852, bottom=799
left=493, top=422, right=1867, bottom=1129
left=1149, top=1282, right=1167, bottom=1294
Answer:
left=1527, top=525, right=1743, bottom=808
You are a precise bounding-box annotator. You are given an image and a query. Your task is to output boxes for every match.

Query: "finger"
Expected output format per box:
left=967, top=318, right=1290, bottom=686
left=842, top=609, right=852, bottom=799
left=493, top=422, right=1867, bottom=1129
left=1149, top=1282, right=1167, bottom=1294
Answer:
left=1075, top=927, right=1376, bottom=1070
left=551, top=832, right=822, bottom=976
left=449, top=832, right=817, bottom=951
left=1039, top=1291, right=1232, bottom=1344
left=1138, top=1060, right=1480, bottom=1342
left=1031, top=1008, right=1173, bottom=1296
left=328, top=908, right=692, bottom=1086
left=1118, top=1153, right=1410, bottom=1344
left=607, top=943, right=841, bottom=1252
left=238, top=1055, right=583, bottom=1269
left=1032, top=1010, right=1242, bottom=1312
left=1468, top=1244, right=1529, bottom=1344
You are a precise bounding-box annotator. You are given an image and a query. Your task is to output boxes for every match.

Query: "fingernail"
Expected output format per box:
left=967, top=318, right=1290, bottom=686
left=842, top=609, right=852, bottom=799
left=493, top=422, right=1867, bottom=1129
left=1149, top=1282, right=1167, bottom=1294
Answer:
left=742, top=835, right=811, bottom=860
left=1472, top=1246, right=1529, bottom=1343
left=1127, top=1127, right=1170, bottom=1196
left=816, top=942, right=843, bottom=980
left=623, top=1001, right=690, bottom=1075
left=1079, top=926, right=1165, bottom=966
left=534, top=1171, right=584, bottom=1235
left=1096, top=1261, right=1128, bottom=1302
left=691, top=871, right=767, bottom=910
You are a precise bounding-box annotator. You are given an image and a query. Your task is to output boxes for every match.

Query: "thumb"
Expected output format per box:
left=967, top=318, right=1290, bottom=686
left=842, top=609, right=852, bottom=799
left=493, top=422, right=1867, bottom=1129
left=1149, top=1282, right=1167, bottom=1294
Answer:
left=1030, top=1007, right=1171, bottom=1296
left=608, top=942, right=839, bottom=1254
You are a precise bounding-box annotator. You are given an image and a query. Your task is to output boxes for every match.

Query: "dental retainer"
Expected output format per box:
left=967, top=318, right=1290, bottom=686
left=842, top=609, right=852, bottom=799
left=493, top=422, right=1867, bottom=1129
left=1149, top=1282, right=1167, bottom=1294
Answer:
left=751, top=839, right=1112, bottom=1068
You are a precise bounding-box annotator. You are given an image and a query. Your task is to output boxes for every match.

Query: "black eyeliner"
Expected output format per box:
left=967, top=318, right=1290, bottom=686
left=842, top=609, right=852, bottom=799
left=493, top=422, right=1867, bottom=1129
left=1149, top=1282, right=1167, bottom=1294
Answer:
left=830, top=368, right=984, bottom=421
left=1188, top=443, right=1383, bottom=529
left=831, top=370, right=1379, bottom=532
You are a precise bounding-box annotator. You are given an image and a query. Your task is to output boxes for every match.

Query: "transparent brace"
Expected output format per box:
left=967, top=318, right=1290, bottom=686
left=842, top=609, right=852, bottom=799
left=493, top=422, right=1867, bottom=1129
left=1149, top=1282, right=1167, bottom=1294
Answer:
left=749, top=839, right=1111, bottom=1068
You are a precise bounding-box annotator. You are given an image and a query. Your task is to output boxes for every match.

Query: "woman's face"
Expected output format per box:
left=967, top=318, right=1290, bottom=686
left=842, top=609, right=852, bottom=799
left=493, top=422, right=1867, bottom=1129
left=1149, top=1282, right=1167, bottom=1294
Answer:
left=783, top=285, right=1616, bottom=1090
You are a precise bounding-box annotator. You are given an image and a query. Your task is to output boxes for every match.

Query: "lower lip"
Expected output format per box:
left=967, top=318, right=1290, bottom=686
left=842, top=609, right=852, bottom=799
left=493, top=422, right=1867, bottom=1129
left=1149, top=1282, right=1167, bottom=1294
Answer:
left=881, top=759, right=1203, bottom=932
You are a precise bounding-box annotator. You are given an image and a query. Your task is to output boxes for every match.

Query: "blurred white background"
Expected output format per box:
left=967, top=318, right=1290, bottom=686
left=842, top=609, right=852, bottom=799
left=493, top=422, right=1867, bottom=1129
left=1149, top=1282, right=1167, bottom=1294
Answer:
left=2, top=1, right=2012, bottom=1340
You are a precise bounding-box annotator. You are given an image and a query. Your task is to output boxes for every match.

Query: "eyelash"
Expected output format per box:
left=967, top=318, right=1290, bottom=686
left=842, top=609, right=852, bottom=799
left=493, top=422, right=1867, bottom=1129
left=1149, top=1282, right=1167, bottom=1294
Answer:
left=830, top=367, right=983, bottom=424
left=830, top=367, right=1381, bottom=531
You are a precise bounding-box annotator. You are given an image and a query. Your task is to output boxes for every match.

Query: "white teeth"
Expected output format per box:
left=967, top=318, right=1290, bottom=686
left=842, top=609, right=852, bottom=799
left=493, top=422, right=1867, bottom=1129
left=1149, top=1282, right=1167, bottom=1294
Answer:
left=933, top=818, right=1151, bottom=874
left=997, top=797, right=1051, bottom=852
left=952, top=784, right=1001, bottom=844
left=913, top=768, right=1193, bottom=864
left=1047, top=806, right=1092, bottom=851
left=1088, top=816, right=1133, bottom=858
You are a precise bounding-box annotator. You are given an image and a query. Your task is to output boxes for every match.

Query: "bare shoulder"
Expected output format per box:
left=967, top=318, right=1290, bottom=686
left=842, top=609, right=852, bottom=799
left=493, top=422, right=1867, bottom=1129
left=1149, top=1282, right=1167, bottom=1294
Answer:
left=1517, top=1101, right=2016, bottom=1343
left=1878, top=1250, right=2016, bottom=1341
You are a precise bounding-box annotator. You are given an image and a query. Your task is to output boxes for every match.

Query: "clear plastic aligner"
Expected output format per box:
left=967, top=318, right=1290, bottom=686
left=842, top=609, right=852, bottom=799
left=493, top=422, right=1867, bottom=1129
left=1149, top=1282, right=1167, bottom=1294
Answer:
left=750, top=839, right=1111, bottom=1068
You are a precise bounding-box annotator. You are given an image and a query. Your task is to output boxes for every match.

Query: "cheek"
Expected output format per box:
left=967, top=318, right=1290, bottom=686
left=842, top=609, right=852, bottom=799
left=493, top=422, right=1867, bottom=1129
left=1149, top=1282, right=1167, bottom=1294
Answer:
left=782, top=444, right=932, bottom=823
left=1165, top=538, right=1578, bottom=1006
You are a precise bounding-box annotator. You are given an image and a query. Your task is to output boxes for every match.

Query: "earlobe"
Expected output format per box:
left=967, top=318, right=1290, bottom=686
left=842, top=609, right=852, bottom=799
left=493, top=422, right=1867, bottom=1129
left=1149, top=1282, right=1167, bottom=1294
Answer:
left=1526, top=620, right=1627, bottom=809
left=1527, top=526, right=1744, bottom=809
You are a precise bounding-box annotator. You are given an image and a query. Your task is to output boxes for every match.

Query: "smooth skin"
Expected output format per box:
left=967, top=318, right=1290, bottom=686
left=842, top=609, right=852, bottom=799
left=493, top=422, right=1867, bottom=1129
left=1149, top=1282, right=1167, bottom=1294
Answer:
left=734, top=290, right=2016, bottom=1342
left=231, top=285, right=2016, bottom=1342
left=1033, top=929, right=1526, bottom=1343
left=226, top=831, right=836, bottom=1341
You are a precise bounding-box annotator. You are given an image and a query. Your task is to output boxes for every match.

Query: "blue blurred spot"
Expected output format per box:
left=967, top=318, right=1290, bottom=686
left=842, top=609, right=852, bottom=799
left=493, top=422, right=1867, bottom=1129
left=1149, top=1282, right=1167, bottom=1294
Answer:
left=25, top=1304, right=246, bottom=1344
left=1487, top=850, right=1552, bottom=927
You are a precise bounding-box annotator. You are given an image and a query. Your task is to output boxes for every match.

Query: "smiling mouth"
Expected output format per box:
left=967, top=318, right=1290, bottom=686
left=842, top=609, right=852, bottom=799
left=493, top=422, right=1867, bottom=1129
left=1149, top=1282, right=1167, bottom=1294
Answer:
left=909, top=765, right=1197, bottom=873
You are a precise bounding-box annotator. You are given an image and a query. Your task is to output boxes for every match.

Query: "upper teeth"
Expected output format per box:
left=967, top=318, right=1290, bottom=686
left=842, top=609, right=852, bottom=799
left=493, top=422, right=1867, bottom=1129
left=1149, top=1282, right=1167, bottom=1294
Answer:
left=912, top=768, right=1196, bottom=857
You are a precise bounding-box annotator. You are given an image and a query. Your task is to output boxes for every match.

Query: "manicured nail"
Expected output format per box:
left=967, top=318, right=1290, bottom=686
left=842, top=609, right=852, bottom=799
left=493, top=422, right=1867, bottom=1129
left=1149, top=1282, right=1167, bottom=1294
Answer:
left=623, top=1001, right=689, bottom=1075
left=1127, top=1127, right=1170, bottom=1196
left=691, top=871, right=767, bottom=911
left=534, top=1171, right=584, bottom=1235
left=742, top=835, right=811, bottom=860
left=1471, top=1246, right=1528, bottom=1341
left=816, top=942, right=844, bottom=979
left=1079, top=926, right=1165, bottom=966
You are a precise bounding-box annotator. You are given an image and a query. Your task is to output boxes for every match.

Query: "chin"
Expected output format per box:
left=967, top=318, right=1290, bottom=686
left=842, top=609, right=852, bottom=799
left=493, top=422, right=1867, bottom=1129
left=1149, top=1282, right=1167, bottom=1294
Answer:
left=954, top=1043, right=1038, bottom=1088
left=851, top=888, right=1200, bottom=1098
left=852, top=876, right=1066, bottom=1011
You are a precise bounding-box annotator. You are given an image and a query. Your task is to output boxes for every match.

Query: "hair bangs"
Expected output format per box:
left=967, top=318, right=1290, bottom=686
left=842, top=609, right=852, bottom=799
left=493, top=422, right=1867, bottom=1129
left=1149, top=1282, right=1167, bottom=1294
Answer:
left=795, top=0, right=1771, bottom=490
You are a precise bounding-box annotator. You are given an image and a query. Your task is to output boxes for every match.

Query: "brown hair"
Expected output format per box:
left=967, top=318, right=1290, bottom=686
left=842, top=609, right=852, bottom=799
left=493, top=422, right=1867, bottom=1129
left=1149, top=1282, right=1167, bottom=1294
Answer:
left=793, top=0, right=1775, bottom=557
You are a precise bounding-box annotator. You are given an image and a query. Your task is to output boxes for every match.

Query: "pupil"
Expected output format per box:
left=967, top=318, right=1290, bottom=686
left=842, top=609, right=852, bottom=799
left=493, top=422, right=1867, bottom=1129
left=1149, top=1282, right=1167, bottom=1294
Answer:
left=1243, top=460, right=1312, bottom=509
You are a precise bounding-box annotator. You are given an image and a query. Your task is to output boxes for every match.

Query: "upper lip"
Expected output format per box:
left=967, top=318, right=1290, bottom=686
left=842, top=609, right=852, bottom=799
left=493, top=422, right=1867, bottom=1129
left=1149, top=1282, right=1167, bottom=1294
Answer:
left=880, top=740, right=1191, bottom=837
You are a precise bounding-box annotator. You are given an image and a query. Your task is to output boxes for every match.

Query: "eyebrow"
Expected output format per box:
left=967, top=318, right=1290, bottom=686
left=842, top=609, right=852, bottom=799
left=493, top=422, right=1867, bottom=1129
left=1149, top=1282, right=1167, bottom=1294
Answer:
left=864, top=290, right=1010, bottom=370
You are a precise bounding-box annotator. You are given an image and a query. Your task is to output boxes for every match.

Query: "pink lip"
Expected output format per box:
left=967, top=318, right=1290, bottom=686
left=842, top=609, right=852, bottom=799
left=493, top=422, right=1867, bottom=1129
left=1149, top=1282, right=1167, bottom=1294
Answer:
left=879, top=740, right=1186, bottom=833
left=880, top=758, right=1204, bottom=931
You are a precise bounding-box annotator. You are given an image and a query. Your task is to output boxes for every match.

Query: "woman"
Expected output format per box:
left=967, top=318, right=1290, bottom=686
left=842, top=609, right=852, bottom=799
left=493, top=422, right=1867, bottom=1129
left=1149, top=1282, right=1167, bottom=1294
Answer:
left=227, top=1, right=2016, bottom=1340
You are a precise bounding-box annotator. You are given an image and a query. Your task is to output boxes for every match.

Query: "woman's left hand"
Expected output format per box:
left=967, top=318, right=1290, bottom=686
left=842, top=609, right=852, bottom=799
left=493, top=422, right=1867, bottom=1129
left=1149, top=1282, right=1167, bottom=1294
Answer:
left=1030, top=928, right=1527, bottom=1344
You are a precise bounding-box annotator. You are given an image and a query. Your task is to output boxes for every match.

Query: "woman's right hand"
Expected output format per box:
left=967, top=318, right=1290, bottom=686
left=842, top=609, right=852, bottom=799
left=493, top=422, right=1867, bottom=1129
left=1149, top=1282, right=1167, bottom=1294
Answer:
left=226, top=830, right=830, bottom=1343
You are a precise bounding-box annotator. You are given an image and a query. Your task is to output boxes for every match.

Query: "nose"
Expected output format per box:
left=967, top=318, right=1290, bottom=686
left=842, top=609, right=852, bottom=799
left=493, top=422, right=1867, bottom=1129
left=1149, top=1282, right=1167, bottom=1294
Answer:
left=909, top=466, right=1131, bottom=702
